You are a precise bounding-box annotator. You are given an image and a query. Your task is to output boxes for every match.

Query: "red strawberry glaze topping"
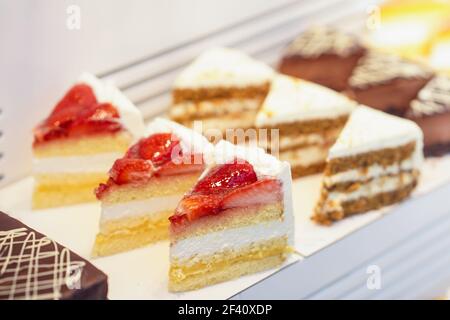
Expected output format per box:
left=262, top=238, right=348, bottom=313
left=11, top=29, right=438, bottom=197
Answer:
left=33, top=84, right=123, bottom=146
left=95, top=133, right=204, bottom=199
left=169, top=160, right=282, bottom=229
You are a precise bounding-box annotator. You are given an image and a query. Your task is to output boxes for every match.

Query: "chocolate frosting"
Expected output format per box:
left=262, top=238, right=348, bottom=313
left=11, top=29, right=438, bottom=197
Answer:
left=349, top=51, right=432, bottom=89
left=408, top=76, right=450, bottom=118
left=0, top=212, right=108, bottom=300
left=285, top=26, right=361, bottom=58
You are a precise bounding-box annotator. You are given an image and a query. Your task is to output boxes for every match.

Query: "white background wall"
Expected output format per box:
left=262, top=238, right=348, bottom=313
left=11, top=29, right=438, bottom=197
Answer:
left=0, top=0, right=292, bottom=185
left=0, top=0, right=372, bottom=186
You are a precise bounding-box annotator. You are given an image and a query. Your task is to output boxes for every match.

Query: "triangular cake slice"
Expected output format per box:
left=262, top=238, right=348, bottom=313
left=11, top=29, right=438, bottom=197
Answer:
left=93, top=118, right=213, bottom=257
left=278, top=26, right=365, bottom=91
left=0, top=211, right=108, bottom=300
left=256, top=74, right=356, bottom=178
left=348, top=50, right=433, bottom=116
left=168, top=140, right=294, bottom=292
left=32, top=73, right=145, bottom=209
left=313, top=106, right=423, bottom=225
left=169, top=47, right=274, bottom=135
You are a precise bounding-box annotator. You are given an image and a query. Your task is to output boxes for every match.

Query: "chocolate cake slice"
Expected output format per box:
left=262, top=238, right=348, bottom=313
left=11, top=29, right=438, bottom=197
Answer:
left=278, top=26, right=366, bottom=92
left=406, top=75, right=450, bottom=156
left=0, top=212, right=108, bottom=300
left=348, top=51, right=433, bottom=116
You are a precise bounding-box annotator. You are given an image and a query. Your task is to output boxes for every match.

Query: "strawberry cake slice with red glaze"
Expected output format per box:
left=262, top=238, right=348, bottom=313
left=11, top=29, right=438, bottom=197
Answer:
left=32, top=73, right=145, bottom=209
left=92, top=118, right=213, bottom=257
left=168, top=140, right=294, bottom=292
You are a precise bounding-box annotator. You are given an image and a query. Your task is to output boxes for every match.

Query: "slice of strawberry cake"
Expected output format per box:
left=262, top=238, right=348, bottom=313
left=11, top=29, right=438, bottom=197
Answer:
left=168, top=140, right=294, bottom=292
left=32, top=73, right=145, bottom=209
left=93, top=118, right=213, bottom=257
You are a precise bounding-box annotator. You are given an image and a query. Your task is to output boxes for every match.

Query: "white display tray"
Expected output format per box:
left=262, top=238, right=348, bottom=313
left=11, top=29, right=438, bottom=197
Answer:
left=1, top=156, right=449, bottom=299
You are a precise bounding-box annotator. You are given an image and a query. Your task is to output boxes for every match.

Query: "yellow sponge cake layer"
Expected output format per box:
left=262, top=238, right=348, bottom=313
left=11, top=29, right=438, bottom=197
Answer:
left=100, top=173, right=201, bottom=204
left=33, top=132, right=132, bottom=157
left=172, top=203, right=283, bottom=241
left=33, top=172, right=107, bottom=209
left=169, top=236, right=289, bottom=292
left=93, top=209, right=172, bottom=257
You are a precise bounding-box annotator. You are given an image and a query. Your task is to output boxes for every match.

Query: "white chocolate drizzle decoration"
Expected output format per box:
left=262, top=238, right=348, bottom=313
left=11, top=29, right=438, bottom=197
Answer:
left=285, top=26, right=360, bottom=58
left=349, top=51, right=432, bottom=89
left=0, top=228, right=85, bottom=300
left=410, top=76, right=450, bottom=117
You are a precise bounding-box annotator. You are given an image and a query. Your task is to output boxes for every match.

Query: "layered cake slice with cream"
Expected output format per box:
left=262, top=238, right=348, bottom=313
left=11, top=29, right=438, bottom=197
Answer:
left=168, top=140, right=294, bottom=292
left=32, top=73, right=145, bottom=209
left=256, top=75, right=356, bottom=178
left=93, top=118, right=212, bottom=257
left=169, top=47, right=274, bottom=137
left=313, top=106, right=423, bottom=225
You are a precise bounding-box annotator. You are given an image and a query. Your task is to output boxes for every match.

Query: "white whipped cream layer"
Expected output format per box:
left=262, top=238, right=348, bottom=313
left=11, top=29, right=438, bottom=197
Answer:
left=211, top=140, right=286, bottom=178
left=323, top=172, right=416, bottom=212
left=32, top=152, right=123, bottom=174
left=146, top=117, right=213, bottom=157
left=324, top=158, right=416, bottom=186
left=101, top=194, right=183, bottom=222
left=278, top=133, right=325, bottom=150
left=329, top=106, right=424, bottom=160
left=174, top=47, right=274, bottom=89
left=279, top=145, right=327, bottom=167
left=256, top=74, right=355, bottom=127
left=78, top=73, right=146, bottom=140
left=171, top=217, right=290, bottom=262
left=190, top=116, right=256, bottom=134
left=258, top=132, right=328, bottom=151
left=170, top=98, right=261, bottom=118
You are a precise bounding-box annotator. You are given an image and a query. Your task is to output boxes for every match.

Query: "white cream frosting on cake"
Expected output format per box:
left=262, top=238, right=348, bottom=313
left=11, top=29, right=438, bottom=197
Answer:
left=174, top=47, right=274, bottom=89
left=212, top=140, right=288, bottom=178
left=78, top=72, right=145, bottom=139
left=256, top=75, right=356, bottom=127
left=329, top=106, right=424, bottom=161
left=171, top=140, right=294, bottom=261
left=146, top=117, right=213, bottom=157
left=100, top=194, right=183, bottom=224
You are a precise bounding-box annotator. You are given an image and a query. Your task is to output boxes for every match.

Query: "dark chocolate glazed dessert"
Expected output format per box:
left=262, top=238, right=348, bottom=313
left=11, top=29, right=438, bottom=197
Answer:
left=406, top=75, right=450, bottom=156
left=278, top=26, right=365, bottom=92
left=0, top=211, right=108, bottom=300
left=348, top=51, right=433, bottom=116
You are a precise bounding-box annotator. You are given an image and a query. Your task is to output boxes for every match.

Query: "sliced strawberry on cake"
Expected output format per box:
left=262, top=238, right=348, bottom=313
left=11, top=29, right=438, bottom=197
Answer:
left=92, top=118, right=213, bottom=257
left=168, top=140, right=294, bottom=292
left=32, top=73, right=145, bottom=209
